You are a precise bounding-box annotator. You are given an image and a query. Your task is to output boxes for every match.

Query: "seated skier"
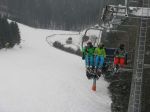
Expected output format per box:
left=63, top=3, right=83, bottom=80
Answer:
left=114, top=44, right=127, bottom=72
left=94, top=43, right=106, bottom=73
left=82, top=41, right=95, bottom=71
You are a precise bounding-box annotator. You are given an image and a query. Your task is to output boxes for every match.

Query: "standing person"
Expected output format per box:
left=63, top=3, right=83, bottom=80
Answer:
left=94, top=43, right=106, bottom=71
left=82, top=41, right=95, bottom=70
left=114, top=44, right=126, bottom=70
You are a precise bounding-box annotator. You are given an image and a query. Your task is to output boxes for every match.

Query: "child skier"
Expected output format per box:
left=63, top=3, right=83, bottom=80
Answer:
left=114, top=44, right=126, bottom=71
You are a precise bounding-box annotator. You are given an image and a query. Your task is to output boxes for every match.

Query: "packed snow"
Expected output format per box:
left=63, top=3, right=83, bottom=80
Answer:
left=0, top=23, right=111, bottom=112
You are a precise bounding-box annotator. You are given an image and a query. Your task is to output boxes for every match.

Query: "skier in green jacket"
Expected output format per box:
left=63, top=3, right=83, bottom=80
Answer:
left=82, top=41, right=95, bottom=69
left=94, top=43, right=106, bottom=70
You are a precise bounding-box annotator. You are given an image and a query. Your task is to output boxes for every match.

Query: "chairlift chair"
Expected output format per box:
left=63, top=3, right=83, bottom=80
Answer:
left=101, top=0, right=128, bottom=27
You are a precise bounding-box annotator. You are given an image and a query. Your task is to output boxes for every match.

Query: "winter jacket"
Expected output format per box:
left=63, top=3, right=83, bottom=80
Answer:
left=82, top=46, right=95, bottom=57
left=94, top=47, right=106, bottom=58
left=114, top=48, right=126, bottom=58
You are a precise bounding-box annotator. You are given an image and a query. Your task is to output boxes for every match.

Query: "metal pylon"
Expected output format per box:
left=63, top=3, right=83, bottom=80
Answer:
left=128, top=0, right=149, bottom=112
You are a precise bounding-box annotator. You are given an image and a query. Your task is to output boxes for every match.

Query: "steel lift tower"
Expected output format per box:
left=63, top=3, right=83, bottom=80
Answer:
left=128, top=0, right=150, bottom=112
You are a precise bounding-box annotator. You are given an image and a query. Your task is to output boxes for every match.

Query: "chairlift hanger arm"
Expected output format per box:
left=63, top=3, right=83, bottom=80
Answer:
left=83, top=27, right=103, bottom=37
left=125, top=0, right=128, bottom=6
left=82, top=27, right=103, bottom=49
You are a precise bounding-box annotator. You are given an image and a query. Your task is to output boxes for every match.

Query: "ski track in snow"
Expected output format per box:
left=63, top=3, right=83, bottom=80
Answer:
left=0, top=23, right=111, bottom=112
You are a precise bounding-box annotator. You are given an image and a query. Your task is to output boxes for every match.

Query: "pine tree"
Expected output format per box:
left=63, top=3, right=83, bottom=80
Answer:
left=0, top=16, right=21, bottom=49
left=10, top=22, right=21, bottom=46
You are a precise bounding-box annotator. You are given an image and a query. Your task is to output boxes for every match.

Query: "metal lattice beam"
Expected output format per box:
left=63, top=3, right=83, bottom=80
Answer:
left=127, top=0, right=149, bottom=112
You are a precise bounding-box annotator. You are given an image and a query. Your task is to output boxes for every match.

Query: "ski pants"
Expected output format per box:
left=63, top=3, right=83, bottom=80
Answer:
left=114, top=57, right=125, bottom=67
left=85, top=55, right=94, bottom=67
left=95, top=56, right=104, bottom=69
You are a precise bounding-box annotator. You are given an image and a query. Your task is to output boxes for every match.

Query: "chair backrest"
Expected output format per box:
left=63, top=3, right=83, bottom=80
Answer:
left=105, top=48, right=117, bottom=63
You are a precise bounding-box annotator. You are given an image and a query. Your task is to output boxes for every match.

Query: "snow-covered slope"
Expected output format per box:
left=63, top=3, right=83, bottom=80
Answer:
left=0, top=23, right=111, bottom=112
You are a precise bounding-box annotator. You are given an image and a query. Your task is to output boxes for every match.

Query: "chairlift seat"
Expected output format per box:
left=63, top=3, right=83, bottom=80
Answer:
left=109, top=5, right=128, bottom=17
left=101, top=5, right=128, bottom=26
